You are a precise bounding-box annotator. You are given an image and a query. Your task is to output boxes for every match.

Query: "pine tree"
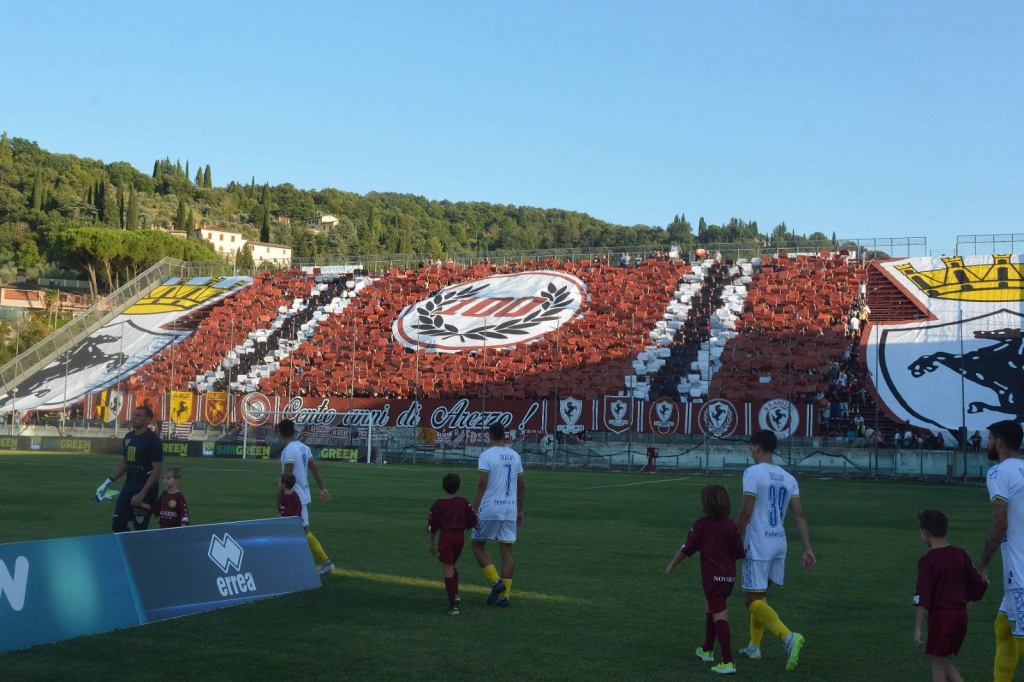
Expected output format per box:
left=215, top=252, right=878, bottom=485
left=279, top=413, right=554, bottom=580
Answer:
left=259, top=184, right=270, bottom=243
left=174, top=197, right=187, bottom=233
left=126, top=187, right=139, bottom=229
left=204, top=164, right=211, bottom=188
left=153, top=160, right=160, bottom=179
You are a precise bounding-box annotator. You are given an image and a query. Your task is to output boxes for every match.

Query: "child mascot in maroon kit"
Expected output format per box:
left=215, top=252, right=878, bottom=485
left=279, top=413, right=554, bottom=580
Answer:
left=666, top=484, right=746, bottom=675
left=913, top=508, right=988, bottom=682
left=428, top=473, right=479, bottom=615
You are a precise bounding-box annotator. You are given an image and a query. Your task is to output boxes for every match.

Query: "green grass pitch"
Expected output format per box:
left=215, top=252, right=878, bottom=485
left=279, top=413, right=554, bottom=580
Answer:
left=0, top=454, right=1003, bottom=681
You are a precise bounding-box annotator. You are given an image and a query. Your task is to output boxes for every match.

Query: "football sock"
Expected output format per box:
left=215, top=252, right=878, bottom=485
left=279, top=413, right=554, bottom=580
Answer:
left=749, top=610, right=765, bottom=648
left=482, top=564, right=500, bottom=584
left=995, top=613, right=1018, bottom=682
left=748, top=599, right=791, bottom=642
left=501, top=579, right=512, bottom=598
left=305, top=532, right=328, bottom=564
left=715, top=619, right=733, bottom=664
left=703, top=612, right=716, bottom=652
left=444, top=577, right=458, bottom=608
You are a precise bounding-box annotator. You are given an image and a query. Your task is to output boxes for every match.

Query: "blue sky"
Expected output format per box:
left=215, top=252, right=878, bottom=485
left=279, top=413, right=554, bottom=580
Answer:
left=1, top=1, right=1021, bottom=256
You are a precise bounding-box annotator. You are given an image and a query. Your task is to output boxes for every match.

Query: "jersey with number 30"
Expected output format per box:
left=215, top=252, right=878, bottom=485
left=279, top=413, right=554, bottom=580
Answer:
left=477, top=445, right=523, bottom=522
left=987, top=457, right=1024, bottom=590
left=742, top=462, right=800, bottom=560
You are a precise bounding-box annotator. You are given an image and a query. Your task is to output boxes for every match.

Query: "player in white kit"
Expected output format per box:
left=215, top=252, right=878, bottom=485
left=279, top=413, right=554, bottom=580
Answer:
left=979, top=420, right=1024, bottom=682
left=736, top=429, right=815, bottom=672
left=471, top=423, right=525, bottom=608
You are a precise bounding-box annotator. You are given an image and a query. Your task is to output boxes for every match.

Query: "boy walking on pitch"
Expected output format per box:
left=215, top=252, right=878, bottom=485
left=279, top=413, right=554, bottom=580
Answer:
left=472, top=423, right=525, bottom=608
left=666, top=484, right=745, bottom=675
left=428, top=473, right=479, bottom=615
left=278, top=472, right=302, bottom=519
left=914, top=509, right=988, bottom=682
left=141, top=467, right=189, bottom=528
left=736, top=429, right=815, bottom=672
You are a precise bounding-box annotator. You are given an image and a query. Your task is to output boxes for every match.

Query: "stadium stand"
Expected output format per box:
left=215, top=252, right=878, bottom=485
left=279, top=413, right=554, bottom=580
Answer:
left=290, top=258, right=690, bottom=401
left=710, top=253, right=863, bottom=404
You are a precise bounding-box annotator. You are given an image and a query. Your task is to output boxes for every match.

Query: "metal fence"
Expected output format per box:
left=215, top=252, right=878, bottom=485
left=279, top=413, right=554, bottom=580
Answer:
left=289, top=236, right=928, bottom=274
left=956, top=234, right=1024, bottom=256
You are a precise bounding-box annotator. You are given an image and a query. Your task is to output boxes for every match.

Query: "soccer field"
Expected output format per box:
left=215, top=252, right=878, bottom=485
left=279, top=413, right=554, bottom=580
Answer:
left=0, top=454, right=1003, bottom=681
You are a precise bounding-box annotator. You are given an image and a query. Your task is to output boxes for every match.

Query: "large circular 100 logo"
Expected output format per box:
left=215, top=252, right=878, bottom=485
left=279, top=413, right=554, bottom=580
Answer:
left=392, top=271, right=586, bottom=352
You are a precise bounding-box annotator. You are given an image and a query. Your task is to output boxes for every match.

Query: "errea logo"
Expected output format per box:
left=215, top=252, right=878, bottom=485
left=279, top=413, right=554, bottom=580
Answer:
left=0, top=556, right=29, bottom=612
left=208, top=534, right=257, bottom=597
left=208, top=534, right=244, bottom=573
left=392, top=271, right=586, bottom=352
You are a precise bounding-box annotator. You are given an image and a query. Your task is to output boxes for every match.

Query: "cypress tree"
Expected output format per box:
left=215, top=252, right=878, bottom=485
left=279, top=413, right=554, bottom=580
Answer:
left=187, top=208, right=196, bottom=237
left=235, top=243, right=255, bottom=270
left=126, top=187, right=139, bottom=229
left=85, top=184, right=93, bottom=208
left=175, top=159, right=182, bottom=175
left=204, top=164, right=211, bottom=189
left=153, top=160, right=160, bottom=179
left=260, top=184, right=270, bottom=243
left=250, top=176, right=256, bottom=198
left=195, top=168, right=203, bottom=187
left=118, top=188, right=125, bottom=229
left=185, top=160, right=190, bottom=180
left=101, top=181, right=119, bottom=227
left=31, top=172, right=43, bottom=211
left=174, top=197, right=187, bottom=233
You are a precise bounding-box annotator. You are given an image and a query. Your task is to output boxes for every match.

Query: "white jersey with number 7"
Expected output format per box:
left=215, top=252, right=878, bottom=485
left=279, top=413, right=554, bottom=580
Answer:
left=477, top=445, right=523, bottom=521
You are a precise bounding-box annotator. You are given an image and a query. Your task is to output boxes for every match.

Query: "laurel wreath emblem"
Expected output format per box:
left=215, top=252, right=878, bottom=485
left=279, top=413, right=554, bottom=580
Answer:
left=409, top=281, right=573, bottom=341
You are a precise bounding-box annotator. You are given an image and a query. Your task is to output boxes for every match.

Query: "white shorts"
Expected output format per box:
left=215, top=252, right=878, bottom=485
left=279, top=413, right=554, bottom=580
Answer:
left=999, top=589, right=1024, bottom=637
left=742, top=557, right=786, bottom=592
left=472, top=519, right=517, bottom=544
left=300, top=503, right=309, bottom=528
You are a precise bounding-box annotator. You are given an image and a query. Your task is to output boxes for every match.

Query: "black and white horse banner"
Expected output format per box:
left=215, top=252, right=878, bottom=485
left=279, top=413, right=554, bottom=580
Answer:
left=866, top=255, right=1024, bottom=444
left=0, top=276, right=250, bottom=414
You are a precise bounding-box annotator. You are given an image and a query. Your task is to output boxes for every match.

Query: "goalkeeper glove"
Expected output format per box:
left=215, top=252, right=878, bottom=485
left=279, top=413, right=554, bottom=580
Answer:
left=94, top=477, right=114, bottom=503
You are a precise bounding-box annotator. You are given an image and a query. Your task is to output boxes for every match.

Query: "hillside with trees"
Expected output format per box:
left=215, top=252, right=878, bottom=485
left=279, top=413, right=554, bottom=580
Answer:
left=0, top=132, right=843, bottom=293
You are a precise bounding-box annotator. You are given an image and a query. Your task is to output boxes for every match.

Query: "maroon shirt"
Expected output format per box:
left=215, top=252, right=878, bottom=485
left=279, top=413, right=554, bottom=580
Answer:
left=156, top=491, right=189, bottom=528
left=914, top=545, right=988, bottom=610
left=427, top=497, right=478, bottom=533
left=681, top=517, right=745, bottom=592
left=278, top=492, right=302, bottom=519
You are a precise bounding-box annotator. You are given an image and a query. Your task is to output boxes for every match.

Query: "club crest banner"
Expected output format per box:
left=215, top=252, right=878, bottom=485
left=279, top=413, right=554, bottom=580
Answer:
left=866, top=255, right=1024, bottom=443
left=170, top=391, right=194, bottom=424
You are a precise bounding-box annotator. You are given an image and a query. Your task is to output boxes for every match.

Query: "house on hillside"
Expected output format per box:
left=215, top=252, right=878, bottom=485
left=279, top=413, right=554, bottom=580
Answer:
left=248, top=241, right=292, bottom=267
left=200, top=225, right=246, bottom=260
left=305, top=213, right=339, bottom=231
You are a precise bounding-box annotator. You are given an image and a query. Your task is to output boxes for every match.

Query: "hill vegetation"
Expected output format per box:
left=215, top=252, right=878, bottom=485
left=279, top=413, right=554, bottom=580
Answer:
left=0, top=132, right=838, bottom=290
